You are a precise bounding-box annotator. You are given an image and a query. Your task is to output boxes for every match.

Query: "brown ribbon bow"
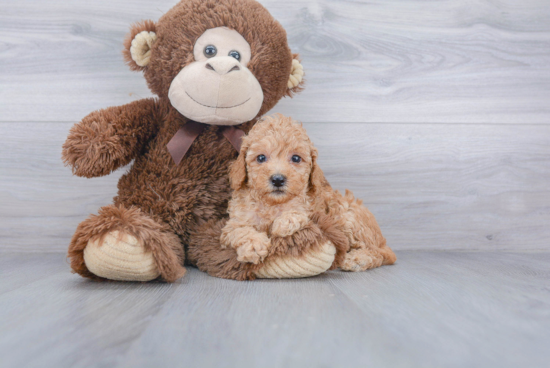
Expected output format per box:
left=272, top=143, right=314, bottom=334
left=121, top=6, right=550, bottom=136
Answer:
left=166, top=120, right=245, bottom=165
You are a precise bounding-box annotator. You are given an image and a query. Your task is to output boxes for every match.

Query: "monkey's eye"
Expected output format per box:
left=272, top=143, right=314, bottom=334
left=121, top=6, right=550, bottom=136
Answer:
left=291, top=155, right=302, bottom=163
left=204, top=45, right=217, bottom=58
left=228, top=50, right=241, bottom=61
left=257, top=155, right=267, bottom=163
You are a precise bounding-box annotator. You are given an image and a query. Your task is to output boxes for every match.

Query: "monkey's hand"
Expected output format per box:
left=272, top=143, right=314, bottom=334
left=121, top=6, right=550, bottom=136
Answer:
left=62, top=99, right=161, bottom=178
left=271, top=212, right=310, bottom=238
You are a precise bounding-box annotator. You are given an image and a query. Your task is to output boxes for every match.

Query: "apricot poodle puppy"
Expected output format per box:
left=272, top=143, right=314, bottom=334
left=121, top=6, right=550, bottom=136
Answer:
left=220, top=114, right=396, bottom=272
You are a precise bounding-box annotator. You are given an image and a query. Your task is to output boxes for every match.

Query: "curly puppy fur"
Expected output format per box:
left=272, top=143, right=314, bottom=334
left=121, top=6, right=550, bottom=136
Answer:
left=221, top=115, right=396, bottom=272
left=62, top=0, right=304, bottom=282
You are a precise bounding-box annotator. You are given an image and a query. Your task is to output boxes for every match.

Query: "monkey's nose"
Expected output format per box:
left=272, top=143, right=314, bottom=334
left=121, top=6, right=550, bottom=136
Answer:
left=271, top=174, right=286, bottom=188
left=205, top=57, right=241, bottom=75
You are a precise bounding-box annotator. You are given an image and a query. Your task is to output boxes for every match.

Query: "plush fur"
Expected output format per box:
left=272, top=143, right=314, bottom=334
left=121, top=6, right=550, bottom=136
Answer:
left=221, top=115, right=395, bottom=275
left=63, top=0, right=304, bottom=282
left=68, top=204, right=186, bottom=282
left=126, top=0, right=304, bottom=103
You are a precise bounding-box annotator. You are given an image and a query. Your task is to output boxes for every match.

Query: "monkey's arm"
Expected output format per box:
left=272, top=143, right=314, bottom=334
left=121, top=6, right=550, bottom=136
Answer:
left=62, top=98, right=163, bottom=178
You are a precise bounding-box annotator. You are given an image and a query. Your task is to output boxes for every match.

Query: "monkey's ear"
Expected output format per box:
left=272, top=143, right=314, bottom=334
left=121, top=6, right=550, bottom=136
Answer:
left=286, top=54, right=305, bottom=97
left=308, top=147, right=328, bottom=194
left=229, top=142, right=249, bottom=191
left=123, top=20, right=157, bottom=71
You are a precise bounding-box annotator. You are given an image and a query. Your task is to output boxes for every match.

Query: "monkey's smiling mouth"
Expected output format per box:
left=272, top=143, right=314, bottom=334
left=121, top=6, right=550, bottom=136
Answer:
left=185, top=91, right=251, bottom=109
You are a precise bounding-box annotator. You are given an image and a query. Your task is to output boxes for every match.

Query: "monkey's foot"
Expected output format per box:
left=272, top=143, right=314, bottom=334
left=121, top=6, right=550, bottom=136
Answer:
left=255, top=241, right=336, bottom=279
left=83, top=230, right=160, bottom=282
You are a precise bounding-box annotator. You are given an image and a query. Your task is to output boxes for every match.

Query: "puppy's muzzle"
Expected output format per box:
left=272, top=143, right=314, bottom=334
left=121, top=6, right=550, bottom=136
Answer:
left=270, top=174, right=286, bottom=188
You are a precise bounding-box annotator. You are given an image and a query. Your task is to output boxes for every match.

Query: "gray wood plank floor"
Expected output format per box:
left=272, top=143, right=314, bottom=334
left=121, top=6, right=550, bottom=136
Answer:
left=1, top=0, right=550, bottom=123
left=0, top=251, right=548, bottom=368
left=2, top=122, right=549, bottom=252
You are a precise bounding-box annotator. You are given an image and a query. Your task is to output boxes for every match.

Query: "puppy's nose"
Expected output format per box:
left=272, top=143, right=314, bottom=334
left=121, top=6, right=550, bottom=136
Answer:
left=271, top=174, right=286, bottom=188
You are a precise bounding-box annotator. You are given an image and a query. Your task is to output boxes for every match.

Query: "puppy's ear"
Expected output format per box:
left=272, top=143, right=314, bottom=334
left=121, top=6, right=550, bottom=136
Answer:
left=123, top=20, right=157, bottom=71
left=229, top=143, right=249, bottom=190
left=308, top=147, right=327, bottom=194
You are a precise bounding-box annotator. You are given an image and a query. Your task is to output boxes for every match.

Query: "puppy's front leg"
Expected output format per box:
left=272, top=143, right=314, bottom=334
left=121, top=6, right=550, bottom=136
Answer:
left=221, top=221, right=270, bottom=264
left=271, top=212, right=310, bottom=238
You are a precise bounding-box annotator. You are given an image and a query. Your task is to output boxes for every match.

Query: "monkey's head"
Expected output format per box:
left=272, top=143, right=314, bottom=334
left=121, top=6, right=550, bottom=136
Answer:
left=123, top=0, right=305, bottom=126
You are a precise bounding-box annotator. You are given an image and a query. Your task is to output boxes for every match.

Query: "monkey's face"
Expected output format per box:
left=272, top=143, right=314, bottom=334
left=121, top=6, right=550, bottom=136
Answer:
left=168, top=27, right=264, bottom=126
left=123, top=0, right=306, bottom=126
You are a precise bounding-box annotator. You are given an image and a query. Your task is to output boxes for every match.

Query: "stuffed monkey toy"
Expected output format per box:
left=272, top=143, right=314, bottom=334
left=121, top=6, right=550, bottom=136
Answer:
left=62, top=0, right=308, bottom=282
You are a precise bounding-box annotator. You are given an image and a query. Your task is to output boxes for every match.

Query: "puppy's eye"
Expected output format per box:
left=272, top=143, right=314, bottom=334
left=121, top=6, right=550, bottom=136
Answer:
left=257, top=155, right=267, bottom=163
left=291, top=155, right=302, bottom=163
left=204, top=45, right=217, bottom=58
left=228, top=50, right=241, bottom=61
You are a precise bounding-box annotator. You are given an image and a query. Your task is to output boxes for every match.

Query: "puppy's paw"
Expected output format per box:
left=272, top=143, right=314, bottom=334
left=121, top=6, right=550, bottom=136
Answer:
left=340, top=249, right=384, bottom=272
left=235, top=233, right=270, bottom=264
left=271, top=213, right=309, bottom=238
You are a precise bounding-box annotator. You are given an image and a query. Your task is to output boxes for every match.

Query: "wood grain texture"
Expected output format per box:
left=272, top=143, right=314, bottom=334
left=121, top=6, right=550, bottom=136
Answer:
left=0, top=253, right=67, bottom=295
left=1, top=122, right=549, bottom=252
left=0, top=254, right=178, bottom=368
left=0, top=251, right=548, bottom=368
left=1, top=0, right=549, bottom=123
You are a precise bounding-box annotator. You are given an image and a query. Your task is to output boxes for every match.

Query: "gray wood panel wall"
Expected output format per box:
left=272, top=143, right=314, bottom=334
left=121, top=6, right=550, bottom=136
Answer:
left=1, top=0, right=549, bottom=252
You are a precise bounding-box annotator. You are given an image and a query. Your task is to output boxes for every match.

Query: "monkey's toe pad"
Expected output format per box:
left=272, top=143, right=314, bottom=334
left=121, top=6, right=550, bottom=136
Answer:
left=255, top=241, right=336, bottom=279
left=83, top=230, right=160, bottom=282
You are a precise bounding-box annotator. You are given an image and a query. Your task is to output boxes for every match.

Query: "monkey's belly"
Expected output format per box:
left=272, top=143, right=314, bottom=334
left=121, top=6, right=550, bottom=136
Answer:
left=254, top=241, right=336, bottom=279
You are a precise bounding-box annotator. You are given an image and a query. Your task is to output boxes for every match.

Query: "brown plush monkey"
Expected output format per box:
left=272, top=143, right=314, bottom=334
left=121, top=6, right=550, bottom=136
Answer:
left=62, top=0, right=306, bottom=282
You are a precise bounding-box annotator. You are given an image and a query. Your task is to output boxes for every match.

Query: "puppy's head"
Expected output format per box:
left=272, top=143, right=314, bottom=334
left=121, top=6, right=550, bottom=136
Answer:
left=229, top=114, right=326, bottom=204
